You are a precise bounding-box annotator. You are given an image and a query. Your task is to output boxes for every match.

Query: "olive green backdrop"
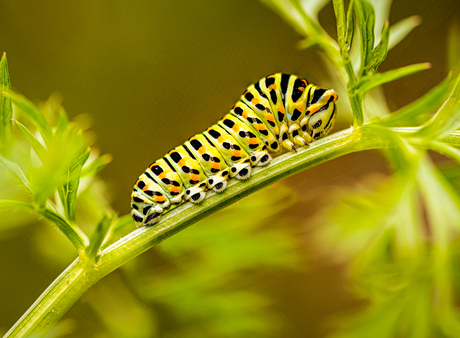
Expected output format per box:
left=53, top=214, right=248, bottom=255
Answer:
left=0, top=0, right=459, bottom=337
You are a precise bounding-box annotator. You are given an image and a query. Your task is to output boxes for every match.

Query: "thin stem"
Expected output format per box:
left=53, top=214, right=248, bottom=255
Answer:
left=332, top=0, right=364, bottom=127
left=37, top=207, right=88, bottom=253
left=0, top=200, right=87, bottom=253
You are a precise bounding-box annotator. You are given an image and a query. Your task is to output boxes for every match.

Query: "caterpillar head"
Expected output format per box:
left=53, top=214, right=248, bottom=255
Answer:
left=306, top=88, right=338, bottom=140
left=131, top=191, right=163, bottom=227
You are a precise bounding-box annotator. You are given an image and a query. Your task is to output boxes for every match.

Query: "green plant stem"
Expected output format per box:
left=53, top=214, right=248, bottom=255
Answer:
left=332, top=0, right=364, bottom=127
left=5, top=127, right=460, bottom=337
left=0, top=200, right=87, bottom=252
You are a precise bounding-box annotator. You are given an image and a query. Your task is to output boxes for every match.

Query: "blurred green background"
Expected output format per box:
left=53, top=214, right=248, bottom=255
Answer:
left=0, top=0, right=459, bottom=337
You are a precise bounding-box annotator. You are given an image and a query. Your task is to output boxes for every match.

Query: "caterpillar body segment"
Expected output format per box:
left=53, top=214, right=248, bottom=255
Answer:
left=203, top=125, right=253, bottom=178
left=185, top=134, right=230, bottom=192
left=131, top=73, right=338, bottom=226
left=165, top=146, right=209, bottom=203
left=230, top=101, right=279, bottom=152
left=218, top=114, right=272, bottom=167
left=148, top=158, right=185, bottom=204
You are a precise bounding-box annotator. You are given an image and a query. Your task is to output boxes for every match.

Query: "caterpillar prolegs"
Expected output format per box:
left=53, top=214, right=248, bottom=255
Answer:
left=131, top=73, right=338, bottom=226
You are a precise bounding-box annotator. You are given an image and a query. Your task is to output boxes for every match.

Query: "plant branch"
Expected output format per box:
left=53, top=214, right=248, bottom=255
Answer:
left=2, top=127, right=359, bottom=337
left=6, top=126, right=460, bottom=337
left=332, top=0, right=364, bottom=127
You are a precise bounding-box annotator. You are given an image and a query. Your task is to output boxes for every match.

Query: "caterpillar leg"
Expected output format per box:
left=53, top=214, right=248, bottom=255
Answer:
left=293, top=136, right=307, bottom=147
left=228, top=162, right=251, bottom=178
left=131, top=197, right=164, bottom=227
left=235, top=165, right=252, bottom=180
left=282, top=139, right=296, bottom=151
left=287, top=123, right=308, bottom=147
left=142, top=211, right=162, bottom=226
left=257, top=153, right=272, bottom=166
left=212, top=180, right=228, bottom=193
left=207, top=171, right=230, bottom=193
left=249, top=150, right=272, bottom=166
left=185, top=186, right=207, bottom=203
left=278, top=123, right=296, bottom=151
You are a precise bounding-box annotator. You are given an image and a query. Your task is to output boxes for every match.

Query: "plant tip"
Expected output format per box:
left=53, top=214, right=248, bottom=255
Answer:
left=425, top=62, right=432, bottom=69
left=411, top=15, right=422, bottom=26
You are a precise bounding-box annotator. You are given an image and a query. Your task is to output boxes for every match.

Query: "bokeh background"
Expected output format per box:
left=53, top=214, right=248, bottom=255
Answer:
left=1, top=0, right=459, bottom=337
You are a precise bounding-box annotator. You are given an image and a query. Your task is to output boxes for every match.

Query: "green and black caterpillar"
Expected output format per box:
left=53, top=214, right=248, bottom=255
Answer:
left=131, top=73, right=338, bottom=226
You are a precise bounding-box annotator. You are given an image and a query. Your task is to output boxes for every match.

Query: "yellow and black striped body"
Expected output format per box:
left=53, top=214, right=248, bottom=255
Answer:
left=131, top=73, right=338, bottom=226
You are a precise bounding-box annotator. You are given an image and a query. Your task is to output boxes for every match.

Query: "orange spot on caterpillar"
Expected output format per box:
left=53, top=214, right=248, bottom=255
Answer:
left=309, top=106, right=319, bottom=115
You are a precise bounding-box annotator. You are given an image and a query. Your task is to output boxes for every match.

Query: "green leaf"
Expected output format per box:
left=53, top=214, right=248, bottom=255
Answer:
left=0, top=53, right=13, bottom=156
left=58, top=148, right=91, bottom=223
left=353, top=0, right=375, bottom=76
left=315, top=174, right=420, bottom=261
left=428, top=141, right=460, bottom=164
left=0, top=199, right=87, bottom=252
left=362, top=86, right=390, bottom=122
left=448, top=20, right=460, bottom=76
left=100, top=214, right=135, bottom=248
left=332, top=0, right=347, bottom=51
left=9, top=91, right=53, bottom=142
left=299, top=0, right=330, bottom=23
left=345, top=0, right=355, bottom=50
left=85, top=213, right=116, bottom=262
left=0, top=154, right=32, bottom=195
left=440, top=130, right=460, bottom=148
left=367, top=20, right=389, bottom=73
left=259, top=0, right=309, bottom=37
left=13, top=119, right=47, bottom=161
left=36, top=207, right=87, bottom=252
left=0, top=199, right=34, bottom=212
left=361, top=124, right=416, bottom=173
left=357, top=62, right=431, bottom=99
left=55, top=108, right=69, bottom=136
left=81, top=153, right=112, bottom=178
left=389, top=16, right=421, bottom=50
left=413, top=74, right=460, bottom=139
left=378, top=74, right=453, bottom=126
left=417, top=155, right=460, bottom=235
left=367, top=0, right=392, bottom=42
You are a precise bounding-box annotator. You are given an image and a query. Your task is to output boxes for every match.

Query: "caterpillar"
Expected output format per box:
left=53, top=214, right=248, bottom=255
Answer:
left=131, top=73, right=338, bottom=226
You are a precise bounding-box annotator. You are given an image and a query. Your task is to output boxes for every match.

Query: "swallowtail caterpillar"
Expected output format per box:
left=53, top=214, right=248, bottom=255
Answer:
left=131, top=73, right=338, bottom=226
